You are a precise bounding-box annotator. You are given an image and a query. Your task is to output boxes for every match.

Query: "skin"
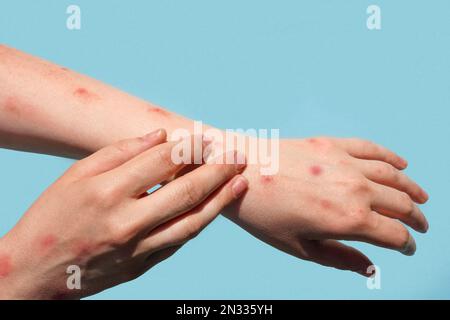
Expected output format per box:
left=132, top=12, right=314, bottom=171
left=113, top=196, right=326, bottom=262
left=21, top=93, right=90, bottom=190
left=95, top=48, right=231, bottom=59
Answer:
left=0, top=45, right=429, bottom=281
left=228, top=138, right=427, bottom=275
left=0, top=131, right=248, bottom=299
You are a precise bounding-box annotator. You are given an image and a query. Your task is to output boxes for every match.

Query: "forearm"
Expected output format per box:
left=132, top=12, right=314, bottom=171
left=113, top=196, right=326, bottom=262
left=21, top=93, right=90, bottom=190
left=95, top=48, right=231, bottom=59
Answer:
left=0, top=46, right=429, bottom=277
left=0, top=45, right=200, bottom=158
left=0, top=45, right=261, bottom=223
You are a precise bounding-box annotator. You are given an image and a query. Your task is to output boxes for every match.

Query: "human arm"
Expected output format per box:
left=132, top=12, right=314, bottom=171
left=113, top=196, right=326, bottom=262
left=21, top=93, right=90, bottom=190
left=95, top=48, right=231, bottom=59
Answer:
left=0, top=132, right=248, bottom=299
left=0, top=45, right=429, bottom=276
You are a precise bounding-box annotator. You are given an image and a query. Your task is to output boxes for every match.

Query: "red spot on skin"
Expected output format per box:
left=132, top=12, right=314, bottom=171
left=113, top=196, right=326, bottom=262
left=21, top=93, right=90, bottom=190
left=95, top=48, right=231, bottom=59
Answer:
left=355, top=184, right=370, bottom=194
left=147, top=106, right=170, bottom=117
left=320, top=199, right=333, bottom=210
left=3, top=97, right=21, bottom=117
left=306, top=138, right=331, bottom=151
left=74, top=87, right=88, bottom=97
left=260, top=175, right=274, bottom=185
left=38, top=234, right=57, bottom=254
left=309, top=165, right=323, bottom=176
left=2, top=96, right=41, bottom=122
left=0, top=254, right=12, bottom=278
left=72, top=241, right=96, bottom=258
left=73, top=87, right=99, bottom=103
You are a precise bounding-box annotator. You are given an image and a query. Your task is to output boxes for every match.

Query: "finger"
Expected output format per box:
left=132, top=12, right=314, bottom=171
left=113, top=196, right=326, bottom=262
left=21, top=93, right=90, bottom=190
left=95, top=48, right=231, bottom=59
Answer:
left=301, top=240, right=374, bottom=277
left=370, top=182, right=428, bottom=233
left=355, top=159, right=428, bottom=204
left=68, top=129, right=166, bottom=178
left=101, top=135, right=207, bottom=197
left=133, top=151, right=246, bottom=230
left=349, top=211, right=417, bottom=256
left=164, top=163, right=201, bottom=184
left=334, top=138, right=407, bottom=170
left=134, top=174, right=249, bottom=255
left=144, top=245, right=182, bottom=270
left=128, top=245, right=183, bottom=283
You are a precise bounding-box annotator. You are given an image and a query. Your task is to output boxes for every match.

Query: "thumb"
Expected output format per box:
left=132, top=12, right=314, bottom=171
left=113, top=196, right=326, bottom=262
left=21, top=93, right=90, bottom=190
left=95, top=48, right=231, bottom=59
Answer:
left=301, top=239, right=374, bottom=277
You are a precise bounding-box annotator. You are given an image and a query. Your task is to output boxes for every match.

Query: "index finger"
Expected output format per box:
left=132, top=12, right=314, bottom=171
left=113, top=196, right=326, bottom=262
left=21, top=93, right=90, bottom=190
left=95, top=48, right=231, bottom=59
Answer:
left=334, top=138, right=408, bottom=170
left=99, top=135, right=208, bottom=197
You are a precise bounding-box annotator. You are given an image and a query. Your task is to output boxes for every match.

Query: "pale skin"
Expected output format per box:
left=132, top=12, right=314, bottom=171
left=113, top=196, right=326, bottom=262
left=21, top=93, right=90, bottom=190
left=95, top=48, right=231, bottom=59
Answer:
left=0, top=45, right=429, bottom=286
left=0, top=131, right=249, bottom=299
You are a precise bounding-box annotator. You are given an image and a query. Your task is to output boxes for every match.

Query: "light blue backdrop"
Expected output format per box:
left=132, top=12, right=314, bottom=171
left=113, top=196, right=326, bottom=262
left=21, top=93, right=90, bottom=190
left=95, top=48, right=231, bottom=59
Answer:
left=0, top=0, right=449, bottom=299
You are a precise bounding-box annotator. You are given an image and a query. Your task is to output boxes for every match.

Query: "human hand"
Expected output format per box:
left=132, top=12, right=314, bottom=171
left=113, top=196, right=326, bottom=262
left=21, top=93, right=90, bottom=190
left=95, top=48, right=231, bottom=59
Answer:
left=224, top=137, right=428, bottom=276
left=0, top=129, right=248, bottom=299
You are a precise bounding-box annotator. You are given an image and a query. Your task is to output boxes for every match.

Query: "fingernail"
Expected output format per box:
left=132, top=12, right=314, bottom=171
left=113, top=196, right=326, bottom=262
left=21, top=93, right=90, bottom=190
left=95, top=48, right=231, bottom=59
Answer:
left=357, top=269, right=372, bottom=278
left=399, top=157, right=408, bottom=169
left=420, top=189, right=429, bottom=203
left=231, top=176, right=248, bottom=198
left=423, top=221, right=429, bottom=233
left=421, top=219, right=429, bottom=233
left=401, top=235, right=416, bottom=256
left=234, top=151, right=247, bottom=171
left=143, top=128, right=165, bottom=141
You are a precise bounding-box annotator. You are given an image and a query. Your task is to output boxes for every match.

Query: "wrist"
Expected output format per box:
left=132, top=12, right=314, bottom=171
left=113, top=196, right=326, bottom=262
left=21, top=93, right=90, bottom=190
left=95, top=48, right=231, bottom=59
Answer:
left=0, top=231, right=64, bottom=300
left=0, top=234, right=30, bottom=299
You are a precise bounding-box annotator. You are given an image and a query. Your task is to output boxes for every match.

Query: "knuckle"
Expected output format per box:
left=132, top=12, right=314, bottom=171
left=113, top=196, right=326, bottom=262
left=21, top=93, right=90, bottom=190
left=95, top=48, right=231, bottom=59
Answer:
left=318, top=137, right=334, bottom=148
left=399, top=190, right=412, bottom=203
left=308, top=137, right=335, bottom=150
left=155, top=146, right=175, bottom=168
left=346, top=211, right=369, bottom=231
left=380, top=164, right=400, bottom=184
left=348, top=176, right=371, bottom=194
left=67, top=161, right=85, bottom=176
left=361, top=138, right=374, bottom=147
left=386, top=154, right=398, bottom=165
left=375, top=163, right=394, bottom=177
left=401, top=194, right=414, bottom=215
left=106, top=219, right=135, bottom=246
left=346, top=137, right=360, bottom=144
left=178, top=178, right=200, bottom=207
left=183, top=217, right=202, bottom=240
left=348, top=137, right=363, bottom=145
left=124, top=165, right=145, bottom=183
left=362, top=139, right=378, bottom=153
left=331, top=207, right=369, bottom=235
left=91, top=185, right=120, bottom=206
left=388, top=162, right=398, bottom=173
left=389, top=168, right=400, bottom=182
left=111, top=141, right=131, bottom=157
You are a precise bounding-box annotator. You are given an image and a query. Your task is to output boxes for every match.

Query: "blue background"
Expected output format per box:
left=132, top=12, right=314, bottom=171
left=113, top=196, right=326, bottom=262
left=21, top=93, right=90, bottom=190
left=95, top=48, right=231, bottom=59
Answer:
left=0, top=0, right=449, bottom=299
